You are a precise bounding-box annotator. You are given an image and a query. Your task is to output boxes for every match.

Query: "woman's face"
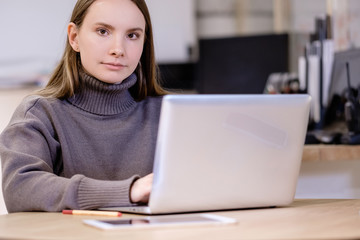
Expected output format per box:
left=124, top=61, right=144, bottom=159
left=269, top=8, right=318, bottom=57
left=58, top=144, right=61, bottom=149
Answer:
left=68, top=0, right=146, bottom=84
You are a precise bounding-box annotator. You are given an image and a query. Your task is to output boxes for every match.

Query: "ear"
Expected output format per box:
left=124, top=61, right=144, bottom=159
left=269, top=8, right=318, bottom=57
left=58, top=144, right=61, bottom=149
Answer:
left=68, top=22, right=80, bottom=52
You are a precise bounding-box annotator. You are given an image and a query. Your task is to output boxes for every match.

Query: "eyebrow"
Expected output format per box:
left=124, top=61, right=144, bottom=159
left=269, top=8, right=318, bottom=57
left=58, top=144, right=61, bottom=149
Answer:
left=94, top=22, right=144, bottom=32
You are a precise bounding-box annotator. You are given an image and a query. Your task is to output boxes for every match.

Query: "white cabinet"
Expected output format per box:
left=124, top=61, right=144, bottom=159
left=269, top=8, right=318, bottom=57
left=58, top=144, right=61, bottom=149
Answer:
left=147, top=0, right=197, bottom=63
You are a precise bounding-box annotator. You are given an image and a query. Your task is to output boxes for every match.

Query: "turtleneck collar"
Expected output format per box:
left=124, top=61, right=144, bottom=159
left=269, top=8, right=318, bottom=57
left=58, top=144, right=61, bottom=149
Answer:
left=67, top=72, right=137, bottom=115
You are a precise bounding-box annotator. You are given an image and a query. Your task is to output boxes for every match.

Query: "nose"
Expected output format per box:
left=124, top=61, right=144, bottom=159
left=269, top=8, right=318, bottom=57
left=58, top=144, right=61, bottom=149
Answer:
left=109, top=36, right=125, bottom=57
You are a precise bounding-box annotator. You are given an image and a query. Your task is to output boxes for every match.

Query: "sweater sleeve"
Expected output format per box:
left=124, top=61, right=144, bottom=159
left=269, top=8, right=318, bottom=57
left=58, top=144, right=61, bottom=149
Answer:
left=0, top=99, right=137, bottom=213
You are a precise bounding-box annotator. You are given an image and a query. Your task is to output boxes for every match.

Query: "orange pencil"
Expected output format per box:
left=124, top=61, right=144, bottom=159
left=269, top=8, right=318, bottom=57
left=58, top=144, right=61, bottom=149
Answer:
left=62, top=209, right=122, bottom=217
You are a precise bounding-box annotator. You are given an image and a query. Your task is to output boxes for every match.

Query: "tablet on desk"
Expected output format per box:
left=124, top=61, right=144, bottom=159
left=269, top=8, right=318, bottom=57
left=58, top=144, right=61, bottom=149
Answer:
left=83, top=214, right=237, bottom=230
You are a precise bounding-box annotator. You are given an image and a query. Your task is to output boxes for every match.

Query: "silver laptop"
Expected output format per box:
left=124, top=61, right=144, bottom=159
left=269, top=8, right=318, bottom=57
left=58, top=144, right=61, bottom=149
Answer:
left=100, top=94, right=311, bottom=214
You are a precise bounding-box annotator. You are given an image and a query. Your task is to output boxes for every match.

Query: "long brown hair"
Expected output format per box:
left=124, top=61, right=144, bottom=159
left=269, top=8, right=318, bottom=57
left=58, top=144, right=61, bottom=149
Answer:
left=37, top=0, right=167, bottom=101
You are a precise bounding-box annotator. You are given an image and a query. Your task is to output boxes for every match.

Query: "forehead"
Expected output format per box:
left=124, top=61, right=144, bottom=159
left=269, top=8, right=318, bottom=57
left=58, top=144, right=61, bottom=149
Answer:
left=84, top=0, right=145, bottom=28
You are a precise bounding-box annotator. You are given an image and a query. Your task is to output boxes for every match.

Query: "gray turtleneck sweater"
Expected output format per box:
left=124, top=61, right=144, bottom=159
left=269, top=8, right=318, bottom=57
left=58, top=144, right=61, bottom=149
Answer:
left=0, top=73, right=163, bottom=213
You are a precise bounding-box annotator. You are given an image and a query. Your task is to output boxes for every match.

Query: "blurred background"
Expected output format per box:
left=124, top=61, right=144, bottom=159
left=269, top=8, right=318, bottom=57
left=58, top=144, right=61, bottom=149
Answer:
left=1, top=0, right=360, bottom=91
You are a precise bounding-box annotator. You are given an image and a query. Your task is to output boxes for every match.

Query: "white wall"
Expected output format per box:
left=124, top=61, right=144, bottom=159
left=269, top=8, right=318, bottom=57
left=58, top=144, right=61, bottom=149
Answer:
left=147, top=0, right=197, bottom=63
left=197, top=0, right=239, bottom=38
left=0, top=0, right=75, bottom=80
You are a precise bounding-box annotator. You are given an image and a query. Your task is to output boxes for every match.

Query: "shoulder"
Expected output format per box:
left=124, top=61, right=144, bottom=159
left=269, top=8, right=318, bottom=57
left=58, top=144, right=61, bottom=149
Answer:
left=1, top=95, right=63, bottom=139
left=10, top=95, right=64, bottom=123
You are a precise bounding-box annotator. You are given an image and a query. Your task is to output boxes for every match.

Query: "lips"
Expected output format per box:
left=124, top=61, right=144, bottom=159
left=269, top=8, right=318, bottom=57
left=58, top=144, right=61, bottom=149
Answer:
left=102, top=62, right=126, bottom=70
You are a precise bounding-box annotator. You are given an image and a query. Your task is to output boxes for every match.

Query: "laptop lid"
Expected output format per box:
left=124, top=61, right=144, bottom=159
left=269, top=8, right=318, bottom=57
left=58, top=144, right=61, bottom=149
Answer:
left=102, top=94, right=311, bottom=214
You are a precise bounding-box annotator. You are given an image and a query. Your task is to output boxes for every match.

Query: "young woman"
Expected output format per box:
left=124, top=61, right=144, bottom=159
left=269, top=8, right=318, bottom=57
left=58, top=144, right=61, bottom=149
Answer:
left=0, top=0, right=167, bottom=212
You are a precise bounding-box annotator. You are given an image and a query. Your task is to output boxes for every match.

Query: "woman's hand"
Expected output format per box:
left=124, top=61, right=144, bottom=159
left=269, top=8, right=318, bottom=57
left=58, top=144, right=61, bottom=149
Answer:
left=130, top=173, right=153, bottom=203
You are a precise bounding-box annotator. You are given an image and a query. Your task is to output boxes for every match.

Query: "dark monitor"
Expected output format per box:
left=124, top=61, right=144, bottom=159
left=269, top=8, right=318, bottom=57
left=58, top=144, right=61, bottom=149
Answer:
left=195, top=34, right=289, bottom=94
left=158, top=63, right=195, bottom=90
left=328, top=48, right=360, bottom=103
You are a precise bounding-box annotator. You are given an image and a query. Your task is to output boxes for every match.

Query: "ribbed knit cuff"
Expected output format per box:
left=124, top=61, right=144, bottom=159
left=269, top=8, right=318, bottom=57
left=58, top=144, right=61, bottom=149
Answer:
left=77, top=176, right=139, bottom=209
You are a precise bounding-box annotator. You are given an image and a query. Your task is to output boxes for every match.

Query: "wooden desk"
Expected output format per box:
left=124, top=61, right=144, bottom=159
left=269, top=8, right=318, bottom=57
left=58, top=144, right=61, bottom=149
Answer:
left=0, top=199, right=360, bottom=239
left=303, top=144, right=360, bottom=162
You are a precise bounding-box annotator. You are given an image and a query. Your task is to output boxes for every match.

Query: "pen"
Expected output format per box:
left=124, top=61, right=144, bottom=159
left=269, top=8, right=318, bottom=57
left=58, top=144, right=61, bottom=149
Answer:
left=62, top=209, right=122, bottom=217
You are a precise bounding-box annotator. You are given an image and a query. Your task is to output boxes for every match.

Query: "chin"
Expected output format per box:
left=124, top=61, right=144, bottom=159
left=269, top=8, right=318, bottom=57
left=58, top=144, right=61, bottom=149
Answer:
left=97, top=73, right=128, bottom=84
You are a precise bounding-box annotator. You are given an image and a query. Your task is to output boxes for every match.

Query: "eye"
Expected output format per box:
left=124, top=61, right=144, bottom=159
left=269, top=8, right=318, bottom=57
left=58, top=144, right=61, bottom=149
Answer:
left=97, top=28, right=109, bottom=36
left=128, top=32, right=140, bottom=40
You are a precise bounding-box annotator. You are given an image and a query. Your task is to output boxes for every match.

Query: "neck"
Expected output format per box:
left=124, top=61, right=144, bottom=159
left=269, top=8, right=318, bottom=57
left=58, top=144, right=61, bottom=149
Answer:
left=67, top=73, right=137, bottom=115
